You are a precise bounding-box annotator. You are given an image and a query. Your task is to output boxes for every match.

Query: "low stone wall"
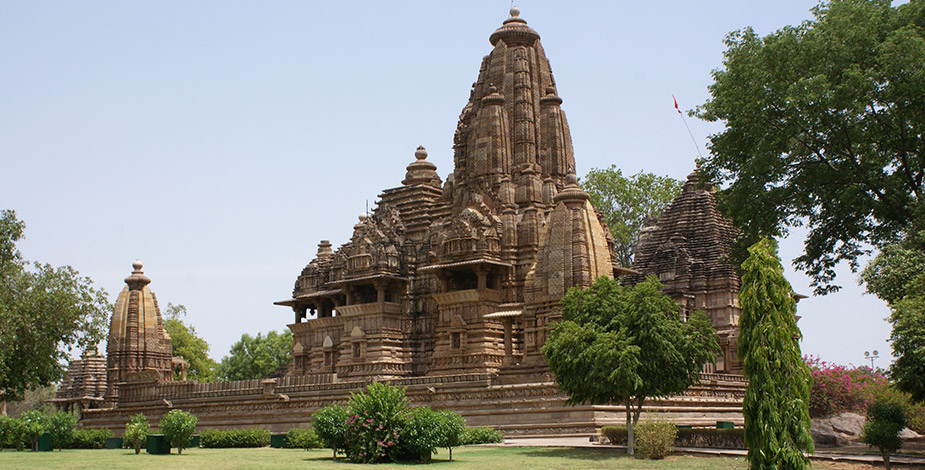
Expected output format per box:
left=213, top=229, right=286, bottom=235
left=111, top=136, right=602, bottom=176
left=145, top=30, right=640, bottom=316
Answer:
left=81, top=373, right=746, bottom=438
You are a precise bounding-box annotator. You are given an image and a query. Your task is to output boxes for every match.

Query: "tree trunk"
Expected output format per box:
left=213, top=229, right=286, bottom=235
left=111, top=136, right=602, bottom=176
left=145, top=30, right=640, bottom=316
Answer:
left=178, top=447, right=183, bottom=455
left=1, top=400, right=6, bottom=416
left=449, top=446, right=453, bottom=461
left=135, top=446, right=141, bottom=455
left=625, top=400, right=634, bottom=455
left=881, top=448, right=891, bottom=470
left=332, top=447, right=337, bottom=460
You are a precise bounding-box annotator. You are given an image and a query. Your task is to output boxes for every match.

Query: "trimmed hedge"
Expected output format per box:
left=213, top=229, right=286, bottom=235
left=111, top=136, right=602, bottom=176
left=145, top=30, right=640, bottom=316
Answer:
left=460, top=426, right=504, bottom=445
left=200, top=428, right=271, bottom=448
left=600, top=425, right=745, bottom=449
left=68, top=429, right=114, bottom=449
left=286, top=428, right=322, bottom=449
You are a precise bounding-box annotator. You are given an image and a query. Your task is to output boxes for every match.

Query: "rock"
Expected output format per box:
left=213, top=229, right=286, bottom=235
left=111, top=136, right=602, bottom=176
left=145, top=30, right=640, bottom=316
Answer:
left=830, top=412, right=866, bottom=437
left=812, top=419, right=850, bottom=447
left=899, top=428, right=921, bottom=439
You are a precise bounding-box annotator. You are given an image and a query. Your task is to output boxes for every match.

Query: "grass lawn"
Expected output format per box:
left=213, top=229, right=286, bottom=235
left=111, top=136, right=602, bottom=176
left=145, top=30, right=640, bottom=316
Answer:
left=0, top=446, right=876, bottom=470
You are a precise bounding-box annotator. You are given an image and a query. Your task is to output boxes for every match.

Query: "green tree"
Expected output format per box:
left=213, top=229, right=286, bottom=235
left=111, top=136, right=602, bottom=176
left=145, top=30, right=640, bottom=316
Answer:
left=312, top=403, right=348, bottom=460
left=738, top=238, right=814, bottom=469
left=0, top=210, right=112, bottom=406
left=123, top=413, right=150, bottom=454
left=217, top=330, right=292, bottom=381
left=861, top=239, right=925, bottom=402
left=46, top=411, right=76, bottom=451
left=18, top=410, right=47, bottom=451
left=159, top=409, right=197, bottom=454
left=581, top=167, right=683, bottom=267
left=695, top=0, right=925, bottom=294
left=862, top=400, right=907, bottom=470
left=435, top=409, right=466, bottom=461
left=163, top=303, right=217, bottom=382
left=542, top=276, right=718, bottom=454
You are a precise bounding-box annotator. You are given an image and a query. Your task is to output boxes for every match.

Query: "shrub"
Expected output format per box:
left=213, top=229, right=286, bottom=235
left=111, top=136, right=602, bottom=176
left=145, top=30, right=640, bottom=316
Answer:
left=460, top=426, right=504, bottom=445
left=69, top=428, right=113, bottom=449
left=312, top=403, right=349, bottom=459
left=806, top=355, right=887, bottom=418
left=396, top=407, right=444, bottom=463
left=862, top=400, right=907, bottom=470
left=123, top=414, right=149, bottom=454
left=634, top=419, right=677, bottom=460
left=200, top=428, right=271, bottom=448
left=5, top=418, right=27, bottom=451
left=435, top=410, right=467, bottom=461
left=19, top=410, right=47, bottom=451
left=600, top=426, right=626, bottom=445
left=0, top=416, right=17, bottom=451
left=343, top=382, right=409, bottom=463
left=159, top=409, right=197, bottom=454
left=47, top=411, right=77, bottom=451
left=286, top=427, right=322, bottom=449
left=870, top=383, right=925, bottom=434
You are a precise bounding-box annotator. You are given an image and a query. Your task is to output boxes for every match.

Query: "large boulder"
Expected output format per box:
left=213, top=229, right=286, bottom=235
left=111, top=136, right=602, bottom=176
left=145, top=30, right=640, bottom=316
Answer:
left=899, top=428, right=921, bottom=439
left=811, top=420, right=850, bottom=447
left=829, top=412, right=866, bottom=437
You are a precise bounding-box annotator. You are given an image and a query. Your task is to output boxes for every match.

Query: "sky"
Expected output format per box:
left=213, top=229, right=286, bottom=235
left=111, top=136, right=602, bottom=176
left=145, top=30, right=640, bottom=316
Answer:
left=0, top=1, right=893, bottom=370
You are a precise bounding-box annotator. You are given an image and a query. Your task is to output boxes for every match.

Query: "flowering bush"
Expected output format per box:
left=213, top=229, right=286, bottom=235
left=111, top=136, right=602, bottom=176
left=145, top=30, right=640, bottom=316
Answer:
left=806, top=355, right=887, bottom=418
left=342, top=382, right=408, bottom=463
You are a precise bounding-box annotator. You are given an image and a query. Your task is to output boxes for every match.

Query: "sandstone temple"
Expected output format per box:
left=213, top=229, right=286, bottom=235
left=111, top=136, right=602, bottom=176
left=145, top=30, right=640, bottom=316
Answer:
left=69, top=8, right=749, bottom=436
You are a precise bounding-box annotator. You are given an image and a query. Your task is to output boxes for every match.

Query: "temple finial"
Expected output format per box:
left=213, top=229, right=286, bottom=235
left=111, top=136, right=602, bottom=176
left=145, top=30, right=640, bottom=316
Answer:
left=510, top=5, right=520, bottom=18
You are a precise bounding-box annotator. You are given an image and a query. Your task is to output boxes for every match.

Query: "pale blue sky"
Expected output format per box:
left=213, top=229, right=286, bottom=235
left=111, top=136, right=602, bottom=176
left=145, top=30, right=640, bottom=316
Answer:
left=0, top=1, right=892, bottom=369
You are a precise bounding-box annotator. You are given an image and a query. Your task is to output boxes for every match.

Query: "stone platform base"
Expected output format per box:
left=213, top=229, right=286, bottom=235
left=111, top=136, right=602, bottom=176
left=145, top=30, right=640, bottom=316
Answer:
left=80, top=373, right=745, bottom=437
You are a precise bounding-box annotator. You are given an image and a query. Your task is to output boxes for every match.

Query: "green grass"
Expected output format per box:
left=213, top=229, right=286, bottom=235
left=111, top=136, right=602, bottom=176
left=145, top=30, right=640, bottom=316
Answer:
left=0, top=446, right=865, bottom=470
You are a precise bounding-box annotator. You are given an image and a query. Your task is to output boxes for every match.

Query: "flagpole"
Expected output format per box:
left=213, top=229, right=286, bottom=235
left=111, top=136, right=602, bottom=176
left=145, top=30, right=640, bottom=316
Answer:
left=673, top=95, right=704, bottom=160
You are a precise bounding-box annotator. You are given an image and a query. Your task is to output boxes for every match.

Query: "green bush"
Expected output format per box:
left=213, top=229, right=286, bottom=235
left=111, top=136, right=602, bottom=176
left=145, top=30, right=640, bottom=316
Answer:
left=0, top=416, right=18, bottom=451
left=396, top=407, right=443, bottom=463
left=286, top=428, right=322, bottom=449
left=47, top=411, right=77, bottom=451
left=123, top=414, right=150, bottom=454
left=159, top=409, right=198, bottom=454
left=460, top=426, right=504, bottom=445
left=19, top=410, right=48, bottom=451
left=634, top=419, right=677, bottom=460
left=862, top=400, right=907, bottom=469
left=69, top=428, right=113, bottom=449
left=871, top=383, right=925, bottom=434
left=600, top=426, right=626, bottom=445
left=343, top=382, right=409, bottom=463
left=435, top=410, right=467, bottom=461
left=200, top=428, right=271, bottom=448
left=312, top=403, right=348, bottom=459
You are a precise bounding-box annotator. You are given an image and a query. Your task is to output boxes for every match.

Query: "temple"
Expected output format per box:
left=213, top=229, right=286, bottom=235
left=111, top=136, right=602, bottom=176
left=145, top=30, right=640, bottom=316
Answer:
left=71, top=8, right=749, bottom=436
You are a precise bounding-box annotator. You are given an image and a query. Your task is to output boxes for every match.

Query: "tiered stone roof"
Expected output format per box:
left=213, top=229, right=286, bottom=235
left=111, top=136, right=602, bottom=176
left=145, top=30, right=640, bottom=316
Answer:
left=52, top=352, right=107, bottom=406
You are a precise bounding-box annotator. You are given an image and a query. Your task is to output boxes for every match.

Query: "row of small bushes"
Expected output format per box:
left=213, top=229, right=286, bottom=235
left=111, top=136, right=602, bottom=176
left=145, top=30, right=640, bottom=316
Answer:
left=68, top=429, right=114, bottom=449
left=200, top=428, right=271, bottom=448
left=0, top=411, right=114, bottom=451
left=286, top=428, right=322, bottom=449
left=460, top=426, right=504, bottom=445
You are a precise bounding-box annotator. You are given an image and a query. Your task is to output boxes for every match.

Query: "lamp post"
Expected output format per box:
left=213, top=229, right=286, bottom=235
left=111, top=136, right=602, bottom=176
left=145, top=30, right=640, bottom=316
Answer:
left=864, top=350, right=879, bottom=369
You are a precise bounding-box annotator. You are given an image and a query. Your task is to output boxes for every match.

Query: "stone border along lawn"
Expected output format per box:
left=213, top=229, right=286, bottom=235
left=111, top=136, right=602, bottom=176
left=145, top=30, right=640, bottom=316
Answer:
left=0, top=446, right=884, bottom=470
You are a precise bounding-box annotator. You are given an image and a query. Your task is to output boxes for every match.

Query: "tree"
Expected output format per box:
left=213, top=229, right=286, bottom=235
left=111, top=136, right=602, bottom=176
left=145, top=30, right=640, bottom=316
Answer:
left=163, top=303, right=217, bottom=382
left=738, top=238, right=814, bottom=469
left=861, top=239, right=925, bottom=402
left=862, top=400, right=907, bottom=470
left=46, top=411, right=76, bottom=451
left=312, top=403, right=348, bottom=460
left=217, top=330, right=292, bottom=381
left=542, top=276, right=718, bottom=454
left=435, top=409, right=466, bottom=461
left=123, top=413, right=150, bottom=454
left=0, top=210, right=112, bottom=406
left=581, top=167, right=683, bottom=267
left=696, top=0, right=925, bottom=294
left=159, top=409, right=197, bottom=454
left=18, top=410, right=46, bottom=451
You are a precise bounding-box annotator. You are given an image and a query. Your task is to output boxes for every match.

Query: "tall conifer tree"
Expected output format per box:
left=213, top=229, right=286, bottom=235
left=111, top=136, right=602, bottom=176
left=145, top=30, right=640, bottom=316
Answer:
left=739, top=238, right=814, bottom=469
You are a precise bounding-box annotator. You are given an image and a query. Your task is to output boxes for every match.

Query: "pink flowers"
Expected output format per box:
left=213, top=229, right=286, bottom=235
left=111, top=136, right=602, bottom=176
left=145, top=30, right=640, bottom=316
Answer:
left=805, top=355, right=887, bottom=418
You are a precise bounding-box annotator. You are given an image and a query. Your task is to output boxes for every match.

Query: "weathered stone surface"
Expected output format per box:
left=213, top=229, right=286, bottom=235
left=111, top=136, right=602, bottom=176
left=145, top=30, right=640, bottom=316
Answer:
left=900, top=428, right=921, bottom=439
left=812, top=419, right=851, bottom=447
left=830, top=412, right=866, bottom=437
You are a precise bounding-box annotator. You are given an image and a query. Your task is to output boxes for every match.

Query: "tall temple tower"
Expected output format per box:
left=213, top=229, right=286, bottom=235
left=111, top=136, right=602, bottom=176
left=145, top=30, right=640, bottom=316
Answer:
left=278, top=7, right=616, bottom=381
left=105, top=261, right=173, bottom=401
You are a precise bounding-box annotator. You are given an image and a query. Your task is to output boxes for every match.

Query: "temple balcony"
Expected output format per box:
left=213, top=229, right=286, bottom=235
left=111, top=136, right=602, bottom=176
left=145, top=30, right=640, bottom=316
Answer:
left=337, top=301, right=403, bottom=316
left=433, top=288, right=503, bottom=306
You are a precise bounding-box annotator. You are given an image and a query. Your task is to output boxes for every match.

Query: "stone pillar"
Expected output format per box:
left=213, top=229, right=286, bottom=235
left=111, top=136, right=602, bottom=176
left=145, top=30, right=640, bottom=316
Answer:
left=476, top=269, right=488, bottom=290
left=376, top=282, right=386, bottom=306
left=503, top=318, right=513, bottom=364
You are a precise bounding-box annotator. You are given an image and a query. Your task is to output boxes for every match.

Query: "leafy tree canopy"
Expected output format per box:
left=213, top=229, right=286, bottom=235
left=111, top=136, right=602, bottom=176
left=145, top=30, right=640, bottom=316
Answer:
left=581, top=166, right=683, bottom=267
left=542, top=276, right=718, bottom=453
left=0, top=210, right=112, bottom=403
left=163, top=303, right=217, bottom=382
left=739, top=238, right=814, bottom=468
left=217, top=329, right=292, bottom=381
left=696, top=0, right=925, bottom=294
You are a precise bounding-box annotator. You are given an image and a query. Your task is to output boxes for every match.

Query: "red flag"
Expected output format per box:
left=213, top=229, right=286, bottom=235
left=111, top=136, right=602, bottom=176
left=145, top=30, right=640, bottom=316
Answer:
left=673, top=95, right=682, bottom=114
